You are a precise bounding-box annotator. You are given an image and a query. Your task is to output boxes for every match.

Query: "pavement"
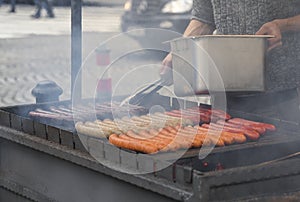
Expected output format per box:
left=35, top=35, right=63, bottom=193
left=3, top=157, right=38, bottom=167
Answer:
left=0, top=4, right=170, bottom=107
left=0, top=4, right=120, bottom=106
left=0, top=4, right=122, bottom=38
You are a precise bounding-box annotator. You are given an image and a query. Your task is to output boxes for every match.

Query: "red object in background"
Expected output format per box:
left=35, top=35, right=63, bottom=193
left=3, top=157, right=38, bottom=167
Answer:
left=96, top=46, right=112, bottom=99
left=97, top=78, right=112, bottom=99
left=96, top=48, right=110, bottom=66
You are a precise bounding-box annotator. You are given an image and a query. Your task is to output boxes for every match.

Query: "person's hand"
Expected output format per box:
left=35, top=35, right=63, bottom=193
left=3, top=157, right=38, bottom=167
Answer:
left=256, top=20, right=283, bottom=51
left=161, top=53, right=172, bottom=71
left=160, top=53, right=173, bottom=86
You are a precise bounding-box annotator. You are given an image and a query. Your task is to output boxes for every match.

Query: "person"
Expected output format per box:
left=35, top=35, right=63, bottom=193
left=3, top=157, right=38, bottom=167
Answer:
left=31, top=0, right=55, bottom=18
left=8, top=0, right=16, bottom=13
left=161, top=0, right=300, bottom=121
left=0, top=0, right=16, bottom=12
left=0, top=0, right=16, bottom=13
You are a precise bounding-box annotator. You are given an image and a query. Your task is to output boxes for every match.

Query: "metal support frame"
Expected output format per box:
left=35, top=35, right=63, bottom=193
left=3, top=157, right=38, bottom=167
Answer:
left=0, top=138, right=178, bottom=202
left=0, top=126, right=189, bottom=202
left=71, top=0, right=82, bottom=101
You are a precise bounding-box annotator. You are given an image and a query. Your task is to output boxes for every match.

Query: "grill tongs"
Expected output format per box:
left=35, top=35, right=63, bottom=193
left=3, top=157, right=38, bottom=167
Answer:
left=120, top=79, right=164, bottom=107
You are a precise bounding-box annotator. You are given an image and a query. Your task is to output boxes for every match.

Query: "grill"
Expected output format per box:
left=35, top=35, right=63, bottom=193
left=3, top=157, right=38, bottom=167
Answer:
left=1, top=93, right=300, bottom=201
left=1, top=0, right=300, bottom=201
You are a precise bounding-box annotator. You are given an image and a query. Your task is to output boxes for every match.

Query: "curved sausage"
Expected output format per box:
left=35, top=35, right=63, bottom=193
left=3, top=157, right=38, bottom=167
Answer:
left=202, top=123, right=260, bottom=140
left=229, top=118, right=276, bottom=131
left=109, top=134, right=159, bottom=154
left=217, top=120, right=266, bottom=134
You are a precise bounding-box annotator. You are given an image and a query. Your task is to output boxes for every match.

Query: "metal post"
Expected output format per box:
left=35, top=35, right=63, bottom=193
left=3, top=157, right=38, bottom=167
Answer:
left=71, top=0, right=82, bottom=102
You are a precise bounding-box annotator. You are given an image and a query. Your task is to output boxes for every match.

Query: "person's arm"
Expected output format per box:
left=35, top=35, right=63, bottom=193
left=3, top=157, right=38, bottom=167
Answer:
left=278, top=15, right=300, bottom=32
left=160, top=0, right=215, bottom=85
left=161, top=19, right=214, bottom=70
left=162, top=0, right=215, bottom=68
left=256, top=15, right=300, bottom=51
left=183, top=19, right=215, bottom=37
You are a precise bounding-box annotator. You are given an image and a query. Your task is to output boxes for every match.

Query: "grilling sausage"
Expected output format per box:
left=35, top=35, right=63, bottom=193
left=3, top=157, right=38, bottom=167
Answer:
left=155, top=112, right=193, bottom=126
left=207, top=109, right=231, bottom=120
left=228, top=118, right=276, bottom=131
left=220, top=131, right=247, bottom=143
left=217, top=120, right=266, bottom=134
left=166, top=111, right=200, bottom=123
left=29, top=111, right=64, bottom=120
left=157, top=128, right=190, bottom=146
left=88, top=121, right=123, bottom=135
left=109, top=134, right=159, bottom=154
left=192, top=125, right=247, bottom=144
left=181, top=127, right=225, bottom=146
left=154, top=128, right=194, bottom=149
left=202, top=123, right=260, bottom=140
left=118, top=134, right=163, bottom=151
left=192, top=126, right=235, bottom=145
left=148, top=129, right=181, bottom=150
left=183, top=109, right=211, bottom=123
left=75, top=122, right=107, bottom=138
left=93, top=120, right=123, bottom=135
left=121, top=133, right=168, bottom=150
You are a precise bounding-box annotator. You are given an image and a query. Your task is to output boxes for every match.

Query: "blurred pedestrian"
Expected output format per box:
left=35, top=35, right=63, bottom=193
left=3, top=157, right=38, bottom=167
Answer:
left=8, top=0, right=16, bottom=13
left=31, top=0, right=55, bottom=18
left=0, top=0, right=16, bottom=12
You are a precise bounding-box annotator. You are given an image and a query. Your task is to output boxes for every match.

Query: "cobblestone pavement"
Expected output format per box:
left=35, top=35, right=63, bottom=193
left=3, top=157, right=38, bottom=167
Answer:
left=0, top=4, right=205, bottom=108
left=0, top=32, right=166, bottom=107
left=0, top=5, right=124, bottom=107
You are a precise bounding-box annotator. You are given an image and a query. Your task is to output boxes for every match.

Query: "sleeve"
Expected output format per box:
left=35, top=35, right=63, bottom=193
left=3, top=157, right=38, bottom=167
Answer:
left=293, top=0, right=300, bottom=14
left=191, top=0, right=215, bottom=26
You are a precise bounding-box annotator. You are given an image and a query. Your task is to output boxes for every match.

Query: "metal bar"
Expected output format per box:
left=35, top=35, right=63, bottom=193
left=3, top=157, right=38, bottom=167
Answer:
left=71, top=0, right=82, bottom=102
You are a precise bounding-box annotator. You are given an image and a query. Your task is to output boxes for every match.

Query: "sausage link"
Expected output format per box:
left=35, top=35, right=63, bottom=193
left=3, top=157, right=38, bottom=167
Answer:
left=109, top=134, right=159, bottom=154
left=75, top=122, right=107, bottom=138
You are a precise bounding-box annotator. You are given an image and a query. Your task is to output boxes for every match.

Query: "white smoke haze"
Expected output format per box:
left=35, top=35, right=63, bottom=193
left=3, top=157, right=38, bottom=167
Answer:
left=72, top=28, right=227, bottom=175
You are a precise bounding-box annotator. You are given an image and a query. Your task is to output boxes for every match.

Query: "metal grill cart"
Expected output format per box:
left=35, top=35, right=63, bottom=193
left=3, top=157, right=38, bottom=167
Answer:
left=0, top=1, right=300, bottom=201
left=1, top=99, right=300, bottom=201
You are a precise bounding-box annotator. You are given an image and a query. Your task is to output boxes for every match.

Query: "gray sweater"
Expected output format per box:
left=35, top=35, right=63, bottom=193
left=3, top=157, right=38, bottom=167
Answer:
left=192, top=0, right=300, bottom=92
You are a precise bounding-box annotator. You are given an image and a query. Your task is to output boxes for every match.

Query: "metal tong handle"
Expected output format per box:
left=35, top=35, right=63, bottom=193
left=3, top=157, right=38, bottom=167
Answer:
left=132, top=84, right=163, bottom=105
left=120, top=79, right=162, bottom=107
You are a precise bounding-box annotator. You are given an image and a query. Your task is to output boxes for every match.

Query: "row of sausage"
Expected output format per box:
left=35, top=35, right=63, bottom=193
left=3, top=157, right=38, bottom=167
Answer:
left=75, top=107, right=276, bottom=153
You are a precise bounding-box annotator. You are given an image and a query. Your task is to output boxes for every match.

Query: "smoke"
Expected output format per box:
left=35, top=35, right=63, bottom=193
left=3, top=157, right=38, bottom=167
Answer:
left=70, top=28, right=228, bottom=175
left=227, top=88, right=300, bottom=123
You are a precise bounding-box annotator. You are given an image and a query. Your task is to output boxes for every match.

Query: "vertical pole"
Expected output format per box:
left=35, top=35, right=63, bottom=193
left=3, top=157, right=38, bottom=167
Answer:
left=71, top=0, right=82, bottom=102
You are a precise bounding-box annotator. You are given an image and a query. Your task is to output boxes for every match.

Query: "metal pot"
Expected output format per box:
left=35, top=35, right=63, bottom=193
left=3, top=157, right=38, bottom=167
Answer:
left=170, top=35, right=273, bottom=96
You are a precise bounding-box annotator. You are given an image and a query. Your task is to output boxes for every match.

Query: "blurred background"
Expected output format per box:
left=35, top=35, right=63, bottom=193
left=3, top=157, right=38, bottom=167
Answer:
left=0, top=0, right=193, bottom=106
